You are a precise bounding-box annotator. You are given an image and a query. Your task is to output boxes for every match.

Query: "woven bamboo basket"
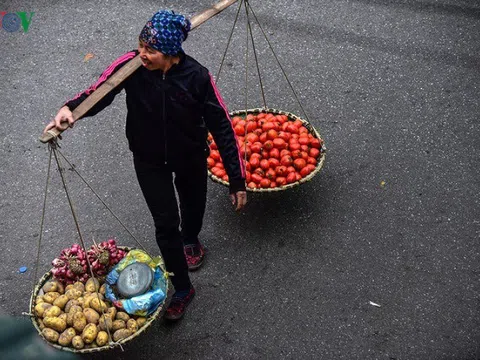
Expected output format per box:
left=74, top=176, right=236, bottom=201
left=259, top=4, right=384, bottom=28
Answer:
left=29, top=247, right=168, bottom=354
left=208, top=108, right=326, bottom=192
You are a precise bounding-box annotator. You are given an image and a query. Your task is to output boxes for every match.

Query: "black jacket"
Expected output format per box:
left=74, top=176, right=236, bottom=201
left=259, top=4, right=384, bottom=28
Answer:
left=64, top=50, right=246, bottom=193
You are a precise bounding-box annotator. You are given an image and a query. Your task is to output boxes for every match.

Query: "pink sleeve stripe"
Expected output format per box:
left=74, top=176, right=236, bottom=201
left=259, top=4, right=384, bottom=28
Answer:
left=208, top=73, right=246, bottom=177
left=67, top=51, right=137, bottom=103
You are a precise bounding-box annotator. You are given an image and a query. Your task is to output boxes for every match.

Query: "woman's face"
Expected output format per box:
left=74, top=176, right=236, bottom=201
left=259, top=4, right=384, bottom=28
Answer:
left=138, top=40, right=169, bottom=70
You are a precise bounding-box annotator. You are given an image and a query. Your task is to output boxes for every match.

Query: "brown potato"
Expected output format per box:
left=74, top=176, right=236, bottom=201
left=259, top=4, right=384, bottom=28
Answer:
left=116, top=311, right=130, bottom=322
left=64, top=299, right=79, bottom=314
left=44, top=305, right=62, bottom=318
left=90, top=298, right=108, bottom=313
left=43, top=292, right=61, bottom=304
left=38, top=319, right=45, bottom=330
left=106, top=307, right=117, bottom=320
left=97, top=315, right=113, bottom=331
left=136, top=317, right=147, bottom=328
left=73, top=312, right=87, bottom=333
left=35, top=296, right=44, bottom=305
left=95, top=331, right=109, bottom=347
left=43, top=316, right=67, bottom=332
left=112, top=320, right=126, bottom=332
left=34, top=303, right=52, bottom=318
left=65, top=289, right=82, bottom=300
left=99, top=283, right=106, bottom=295
left=42, top=328, right=59, bottom=343
left=126, top=319, right=138, bottom=333
left=85, top=278, right=100, bottom=293
left=81, top=323, right=98, bottom=344
left=112, top=329, right=131, bottom=342
left=58, top=327, right=76, bottom=346
left=58, top=313, right=68, bottom=324
left=83, top=308, right=100, bottom=324
left=66, top=305, right=83, bottom=326
left=42, top=280, right=64, bottom=294
left=53, top=295, right=69, bottom=310
left=72, top=281, right=85, bottom=293
left=65, top=284, right=74, bottom=292
left=71, top=335, right=84, bottom=349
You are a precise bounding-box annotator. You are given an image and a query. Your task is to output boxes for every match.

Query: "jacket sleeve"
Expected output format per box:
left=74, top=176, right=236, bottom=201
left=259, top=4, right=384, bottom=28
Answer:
left=63, top=51, right=137, bottom=118
left=203, top=72, right=246, bottom=193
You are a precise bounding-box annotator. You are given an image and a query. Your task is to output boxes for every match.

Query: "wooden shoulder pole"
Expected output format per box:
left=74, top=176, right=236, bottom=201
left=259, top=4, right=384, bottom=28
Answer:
left=40, top=0, right=239, bottom=143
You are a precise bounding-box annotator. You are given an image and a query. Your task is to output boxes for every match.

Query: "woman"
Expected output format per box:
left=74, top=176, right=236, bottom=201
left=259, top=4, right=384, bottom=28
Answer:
left=43, top=10, right=247, bottom=321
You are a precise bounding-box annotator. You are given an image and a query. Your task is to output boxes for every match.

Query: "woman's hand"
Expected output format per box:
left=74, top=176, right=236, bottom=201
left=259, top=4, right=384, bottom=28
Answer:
left=230, top=191, right=247, bottom=211
left=43, top=106, right=75, bottom=134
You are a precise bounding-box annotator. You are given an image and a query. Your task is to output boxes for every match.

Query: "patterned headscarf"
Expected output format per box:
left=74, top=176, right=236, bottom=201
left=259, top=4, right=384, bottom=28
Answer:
left=139, top=10, right=191, bottom=56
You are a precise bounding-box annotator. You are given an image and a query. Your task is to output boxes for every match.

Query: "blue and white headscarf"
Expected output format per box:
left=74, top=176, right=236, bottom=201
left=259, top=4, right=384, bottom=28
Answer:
left=139, top=10, right=191, bottom=55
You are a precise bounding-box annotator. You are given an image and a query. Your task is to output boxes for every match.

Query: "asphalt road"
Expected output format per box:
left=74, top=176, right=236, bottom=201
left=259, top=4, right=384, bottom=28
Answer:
left=1, top=0, right=479, bottom=359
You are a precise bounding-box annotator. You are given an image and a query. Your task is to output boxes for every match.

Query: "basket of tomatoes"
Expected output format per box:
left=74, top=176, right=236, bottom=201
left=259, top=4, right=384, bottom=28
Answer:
left=207, top=108, right=326, bottom=192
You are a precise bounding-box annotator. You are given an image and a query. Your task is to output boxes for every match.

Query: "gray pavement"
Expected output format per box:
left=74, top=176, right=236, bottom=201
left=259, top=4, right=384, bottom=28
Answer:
left=1, top=0, right=479, bottom=359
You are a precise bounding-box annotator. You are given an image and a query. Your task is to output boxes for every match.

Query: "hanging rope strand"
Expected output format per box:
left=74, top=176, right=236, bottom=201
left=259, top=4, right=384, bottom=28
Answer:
left=215, top=0, right=244, bottom=84
left=56, top=149, right=147, bottom=253
left=247, top=2, right=312, bottom=123
left=32, top=145, right=53, bottom=293
left=245, top=0, right=267, bottom=109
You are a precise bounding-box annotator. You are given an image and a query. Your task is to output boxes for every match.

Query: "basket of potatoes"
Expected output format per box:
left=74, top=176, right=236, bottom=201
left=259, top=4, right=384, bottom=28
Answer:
left=30, top=271, right=166, bottom=353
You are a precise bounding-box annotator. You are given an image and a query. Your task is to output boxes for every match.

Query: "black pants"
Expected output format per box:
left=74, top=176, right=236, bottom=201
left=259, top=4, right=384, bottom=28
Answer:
left=133, top=155, right=207, bottom=291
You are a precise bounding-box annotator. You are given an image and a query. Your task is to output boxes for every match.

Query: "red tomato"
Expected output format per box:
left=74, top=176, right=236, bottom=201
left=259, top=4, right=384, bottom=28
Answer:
left=311, top=138, right=321, bottom=149
left=293, top=119, right=303, bottom=128
left=275, top=166, right=288, bottom=176
left=216, top=162, right=224, bottom=169
left=276, top=177, right=287, bottom=186
left=300, top=151, right=309, bottom=160
left=286, top=172, right=297, bottom=184
left=265, top=113, right=275, bottom=121
left=210, top=150, right=221, bottom=161
left=281, top=122, right=289, bottom=131
left=210, top=141, right=218, bottom=150
left=237, top=120, right=246, bottom=128
left=249, top=157, right=260, bottom=169
left=280, top=149, right=291, bottom=158
left=217, top=169, right=226, bottom=178
left=250, top=153, right=261, bottom=160
left=266, top=168, right=276, bottom=180
left=245, top=161, right=251, bottom=171
left=254, top=168, right=265, bottom=177
left=276, top=114, right=286, bottom=123
left=289, top=142, right=301, bottom=151
left=263, top=140, right=274, bottom=151
left=234, top=124, right=245, bottom=136
left=222, top=174, right=229, bottom=182
left=298, top=137, right=309, bottom=146
left=280, top=155, right=293, bottom=167
left=261, top=150, right=270, bottom=159
left=270, top=181, right=277, bottom=188
left=291, top=150, right=302, bottom=159
left=287, top=166, right=296, bottom=173
left=307, top=157, right=317, bottom=165
left=253, top=128, right=263, bottom=137
left=207, top=157, right=215, bottom=168
left=262, top=122, right=276, bottom=132
left=309, top=148, right=320, bottom=158
left=269, top=148, right=280, bottom=159
left=251, top=173, right=262, bottom=184
left=272, top=138, right=287, bottom=149
left=245, top=171, right=251, bottom=183
left=245, top=133, right=259, bottom=143
left=259, top=132, right=268, bottom=143
left=257, top=113, right=266, bottom=119
left=278, top=131, right=291, bottom=142
left=295, top=173, right=302, bottom=181
left=293, top=158, right=306, bottom=170
left=298, top=126, right=309, bottom=135
left=269, top=158, right=280, bottom=169
left=300, top=145, right=309, bottom=152
left=287, top=124, right=299, bottom=134
left=247, top=181, right=257, bottom=189
left=240, top=147, right=251, bottom=158
left=260, top=159, right=270, bottom=171
left=267, top=129, right=278, bottom=140
left=246, top=121, right=257, bottom=133
left=251, top=142, right=263, bottom=154
left=246, top=114, right=255, bottom=121
left=260, top=178, right=271, bottom=188
left=300, top=166, right=311, bottom=178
